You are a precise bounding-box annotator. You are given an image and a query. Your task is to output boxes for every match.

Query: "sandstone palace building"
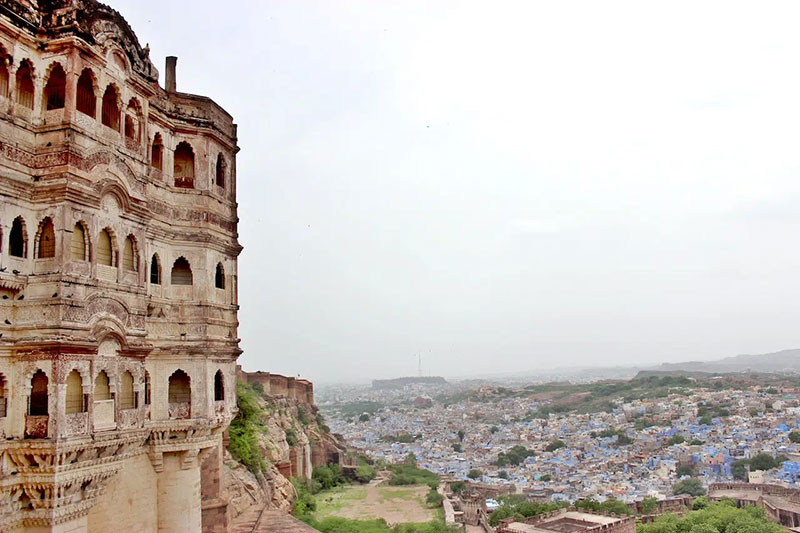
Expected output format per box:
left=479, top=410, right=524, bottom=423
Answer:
left=0, top=1, right=241, bottom=531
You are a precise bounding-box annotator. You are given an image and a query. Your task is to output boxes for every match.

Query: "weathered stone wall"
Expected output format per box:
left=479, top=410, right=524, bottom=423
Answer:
left=87, top=454, right=158, bottom=532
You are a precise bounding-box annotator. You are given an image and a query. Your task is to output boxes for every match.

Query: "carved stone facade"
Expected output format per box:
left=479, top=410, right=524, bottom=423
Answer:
left=0, top=1, right=240, bottom=531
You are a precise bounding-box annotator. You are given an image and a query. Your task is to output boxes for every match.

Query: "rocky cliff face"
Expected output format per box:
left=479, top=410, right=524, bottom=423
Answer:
left=224, top=387, right=346, bottom=520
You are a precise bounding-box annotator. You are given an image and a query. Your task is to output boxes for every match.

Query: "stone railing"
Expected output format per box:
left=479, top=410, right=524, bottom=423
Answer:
left=65, top=412, right=89, bottom=436
left=93, top=399, right=116, bottom=430
left=24, top=415, right=48, bottom=438
left=168, top=401, right=191, bottom=419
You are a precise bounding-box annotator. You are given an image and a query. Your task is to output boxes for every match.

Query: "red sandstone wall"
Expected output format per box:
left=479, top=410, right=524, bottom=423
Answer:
left=236, top=367, right=314, bottom=405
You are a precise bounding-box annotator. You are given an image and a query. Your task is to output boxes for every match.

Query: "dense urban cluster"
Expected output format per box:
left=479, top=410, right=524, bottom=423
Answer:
left=322, top=376, right=800, bottom=503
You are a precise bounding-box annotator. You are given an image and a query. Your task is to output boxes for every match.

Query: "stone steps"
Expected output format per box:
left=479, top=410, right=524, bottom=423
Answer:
left=231, top=506, right=320, bottom=533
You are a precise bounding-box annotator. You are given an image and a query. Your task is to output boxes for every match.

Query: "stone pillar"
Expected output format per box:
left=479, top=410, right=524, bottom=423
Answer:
left=158, top=452, right=201, bottom=532
left=64, top=50, right=78, bottom=122
left=201, top=441, right=229, bottom=533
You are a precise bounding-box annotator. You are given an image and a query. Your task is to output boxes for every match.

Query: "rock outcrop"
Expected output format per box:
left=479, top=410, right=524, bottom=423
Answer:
left=224, top=383, right=348, bottom=520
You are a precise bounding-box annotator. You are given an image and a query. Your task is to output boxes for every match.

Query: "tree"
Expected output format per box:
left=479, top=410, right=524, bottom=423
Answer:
left=673, top=477, right=706, bottom=497
left=640, top=497, right=658, bottom=515
left=677, top=464, right=694, bottom=477
left=498, top=470, right=509, bottom=480
left=540, top=474, right=551, bottom=482
left=789, top=431, right=800, bottom=443
left=692, top=496, right=708, bottom=510
left=359, top=413, right=370, bottom=422
left=426, top=487, right=444, bottom=507
left=490, top=426, right=499, bottom=434
left=616, top=433, right=633, bottom=446
left=312, top=465, right=339, bottom=491
left=732, top=459, right=749, bottom=481
left=467, top=468, right=482, bottom=480
left=639, top=501, right=784, bottom=533
left=450, top=481, right=466, bottom=494
left=546, top=440, right=566, bottom=452
left=750, top=453, right=779, bottom=471
left=667, top=434, right=686, bottom=446
left=355, top=464, right=376, bottom=483
left=452, top=443, right=463, bottom=453
left=599, top=499, right=632, bottom=516
left=457, top=430, right=465, bottom=442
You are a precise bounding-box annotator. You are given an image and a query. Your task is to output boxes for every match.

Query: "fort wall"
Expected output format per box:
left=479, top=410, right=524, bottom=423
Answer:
left=237, top=366, right=314, bottom=405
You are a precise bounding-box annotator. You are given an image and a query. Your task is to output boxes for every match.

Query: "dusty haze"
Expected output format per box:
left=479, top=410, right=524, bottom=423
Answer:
left=114, top=1, right=800, bottom=382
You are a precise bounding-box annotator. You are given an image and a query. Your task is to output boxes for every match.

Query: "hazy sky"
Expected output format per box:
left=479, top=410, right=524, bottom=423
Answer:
left=115, top=1, right=800, bottom=382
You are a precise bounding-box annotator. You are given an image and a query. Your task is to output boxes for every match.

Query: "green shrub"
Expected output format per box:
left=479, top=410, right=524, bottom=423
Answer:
left=356, top=464, right=377, bottom=483
left=227, top=381, right=267, bottom=473
left=387, top=462, right=438, bottom=486
left=640, top=497, right=657, bottom=515
left=297, top=407, right=310, bottom=426
left=639, top=501, right=783, bottom=533
left=285, top=429, right=298, bottom=447
left=425, top=487, right=443, bottom=507
left=291, top=477, right=316, bottom=522
left=312, top=464, right=344, bottom=492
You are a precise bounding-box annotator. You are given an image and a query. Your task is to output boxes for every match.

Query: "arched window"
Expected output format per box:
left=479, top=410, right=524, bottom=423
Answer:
left=122, top=235, right=137, bottom=272
left=37, top=217, right=55, bottom=259
left=65, top=370, right=85, bottom=414
left=168, top=370, right=191, bottom=419
left=15, top=60, right=34, bottom=109
left=10, top=216, right=26, bottom=257
left=151, top=133, right=163, bottom=171
left=0, top=53, right=9, bottom=99
left=97, top=228, right=114, bottom=266
left=171, top=257, right=193, bottom=286
left=124, top=98, right=140, bottom=142
left=94, top=371, right=110, bottom=401
left=29, top=370, right=48, bottom=416
left=70, top=222, right=88, bottom=261
left=173, top=141, right=195, bottom=188
left=120, top=371, right=135, bottom=409
left=214, top=370, right=224, bottom=402
left=44, top=63, right=66, bottom=110
left=144, top=371, right=151, bottom=405
left=0, top=373, right=6, bottom=417
left=215, top=154, right=225, bottom=187
left=101, top=84, right=120, bottom=130
left=150, top=253, right=161, bottom=284
left=76, top=69, right=96, bottom=117
left=215, top=262, right=225, bottom=289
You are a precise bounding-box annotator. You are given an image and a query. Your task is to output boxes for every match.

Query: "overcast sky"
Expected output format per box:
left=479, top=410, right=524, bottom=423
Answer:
left=115, top=1, right=800, bottom=382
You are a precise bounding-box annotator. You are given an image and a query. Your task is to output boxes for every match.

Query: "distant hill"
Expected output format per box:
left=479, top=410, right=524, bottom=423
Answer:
left=372, top=376, right=447, bottom=390
left=646, top=348, right=800, bottom=375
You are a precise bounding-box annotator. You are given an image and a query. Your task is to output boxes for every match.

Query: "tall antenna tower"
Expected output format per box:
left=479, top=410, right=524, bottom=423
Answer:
left=418, top=353, right=422, bottom=377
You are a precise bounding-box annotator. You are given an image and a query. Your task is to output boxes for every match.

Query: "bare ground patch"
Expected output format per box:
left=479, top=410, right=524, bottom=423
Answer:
left=315, top=483, right=436, bottom=525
